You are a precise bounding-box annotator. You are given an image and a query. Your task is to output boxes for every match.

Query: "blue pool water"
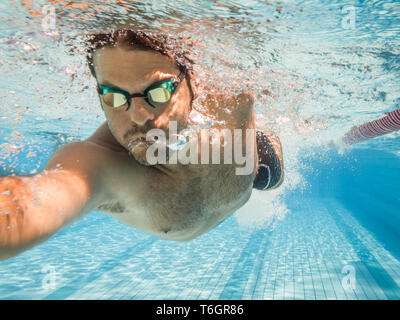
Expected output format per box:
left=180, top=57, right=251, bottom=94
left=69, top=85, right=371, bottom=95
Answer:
left=0, top=143, right=399, bottom=300
left=0, top=0, right=399, bottom=299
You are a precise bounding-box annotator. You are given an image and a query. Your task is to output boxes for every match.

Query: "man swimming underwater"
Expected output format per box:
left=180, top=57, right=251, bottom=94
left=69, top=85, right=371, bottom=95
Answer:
left=0, top=30, right=283, bottom=261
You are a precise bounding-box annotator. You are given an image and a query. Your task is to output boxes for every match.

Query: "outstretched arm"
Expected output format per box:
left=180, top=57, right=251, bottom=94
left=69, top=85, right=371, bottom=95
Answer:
left=194, top=90, right=284, bottom=190
left=0, top=142, right=106, bottom=261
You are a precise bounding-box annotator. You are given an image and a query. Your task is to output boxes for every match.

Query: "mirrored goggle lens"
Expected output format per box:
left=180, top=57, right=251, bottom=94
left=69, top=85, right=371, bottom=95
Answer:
left=102, top=92, right=127, bottom=108
left=147, top=87, right=171, bottom=104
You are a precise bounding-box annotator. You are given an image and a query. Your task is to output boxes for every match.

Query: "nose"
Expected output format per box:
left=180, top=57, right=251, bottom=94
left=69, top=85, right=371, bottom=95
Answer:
left=128, top=99, right=155, bottom=126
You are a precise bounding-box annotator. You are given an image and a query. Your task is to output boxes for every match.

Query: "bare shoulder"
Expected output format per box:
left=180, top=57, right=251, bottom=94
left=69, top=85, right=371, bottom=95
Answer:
left=43, top=121, right=132, bottom=191
left=42, top=138, right=133, bottom=212
left=85, top=121, right=128, bottom=153
left=45, top=140, right=113, bottom=172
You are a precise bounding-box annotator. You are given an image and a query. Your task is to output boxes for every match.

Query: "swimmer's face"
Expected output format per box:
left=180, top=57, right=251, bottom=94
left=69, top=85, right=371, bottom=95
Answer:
left=93, top=46, right=192, bottom=164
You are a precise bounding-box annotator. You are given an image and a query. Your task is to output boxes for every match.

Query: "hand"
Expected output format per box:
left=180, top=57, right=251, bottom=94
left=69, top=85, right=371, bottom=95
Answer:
left=191, top=85, right=255, bottom=130
left=203, top=91, right=255, bottom=130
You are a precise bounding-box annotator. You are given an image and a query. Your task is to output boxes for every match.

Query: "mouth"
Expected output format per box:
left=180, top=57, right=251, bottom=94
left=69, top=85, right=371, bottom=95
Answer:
left=127, top=136, right=156, bottom=150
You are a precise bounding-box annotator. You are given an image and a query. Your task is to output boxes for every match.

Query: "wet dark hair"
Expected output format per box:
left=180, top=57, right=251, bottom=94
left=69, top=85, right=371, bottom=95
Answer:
left=85, top=30, right=195, bottom=104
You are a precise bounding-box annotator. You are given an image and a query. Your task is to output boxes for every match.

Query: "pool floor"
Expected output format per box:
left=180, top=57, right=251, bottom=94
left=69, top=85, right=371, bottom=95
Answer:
left=1, top=194, right=399, bottom=300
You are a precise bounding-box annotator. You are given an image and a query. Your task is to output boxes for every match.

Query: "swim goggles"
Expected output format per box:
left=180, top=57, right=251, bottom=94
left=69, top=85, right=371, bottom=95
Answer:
left=97, top=71, right=185, bottom=109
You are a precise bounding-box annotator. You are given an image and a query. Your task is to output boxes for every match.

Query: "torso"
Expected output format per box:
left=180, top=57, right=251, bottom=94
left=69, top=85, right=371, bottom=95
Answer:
left=85, top=101, right=256, bottom=241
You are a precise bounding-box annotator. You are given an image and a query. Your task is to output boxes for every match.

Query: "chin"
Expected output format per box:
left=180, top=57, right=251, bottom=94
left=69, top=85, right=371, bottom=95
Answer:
left=130, top=142, right=153, bottom=166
